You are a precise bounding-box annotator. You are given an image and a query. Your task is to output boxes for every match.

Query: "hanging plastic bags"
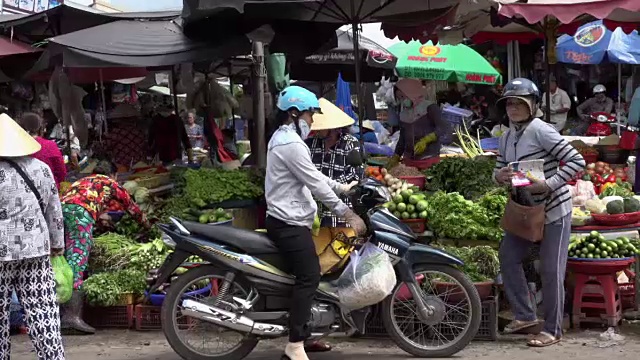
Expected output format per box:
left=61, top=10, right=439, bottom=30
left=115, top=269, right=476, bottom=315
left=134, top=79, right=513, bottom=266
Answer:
left=336, top=243, right=396, bottom=310
left=51, top=256, right=73, bottom=304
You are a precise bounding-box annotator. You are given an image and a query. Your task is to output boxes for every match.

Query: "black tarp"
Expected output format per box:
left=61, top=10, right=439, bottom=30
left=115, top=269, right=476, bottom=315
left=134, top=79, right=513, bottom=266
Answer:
left=45, top=19, right=250, bottom=68
left=289, top=29, right=397, bottom=82
left=0, top=5, right=180, bottom=42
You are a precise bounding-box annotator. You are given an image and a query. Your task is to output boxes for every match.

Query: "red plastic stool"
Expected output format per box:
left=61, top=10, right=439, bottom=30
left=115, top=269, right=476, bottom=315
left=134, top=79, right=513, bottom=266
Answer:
left=571, top=273, right=621, bottom=326
left=567, top=258, right=635, bottom=327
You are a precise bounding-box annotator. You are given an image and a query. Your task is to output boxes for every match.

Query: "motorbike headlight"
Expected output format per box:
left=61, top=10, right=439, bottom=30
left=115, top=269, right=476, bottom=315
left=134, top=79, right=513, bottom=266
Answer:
left=377, top=186, right=392, bottom=202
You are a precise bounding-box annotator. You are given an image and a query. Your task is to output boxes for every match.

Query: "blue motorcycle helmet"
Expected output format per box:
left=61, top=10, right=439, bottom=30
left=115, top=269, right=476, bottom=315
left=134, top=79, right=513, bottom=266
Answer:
left=276, top=85, right=321, bottom=113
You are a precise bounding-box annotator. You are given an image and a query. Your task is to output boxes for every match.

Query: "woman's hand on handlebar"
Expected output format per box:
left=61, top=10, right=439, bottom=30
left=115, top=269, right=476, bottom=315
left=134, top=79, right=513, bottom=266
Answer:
left=339, top=181, right=359, bottom=194
left=344, top=209, right=367, bottom=235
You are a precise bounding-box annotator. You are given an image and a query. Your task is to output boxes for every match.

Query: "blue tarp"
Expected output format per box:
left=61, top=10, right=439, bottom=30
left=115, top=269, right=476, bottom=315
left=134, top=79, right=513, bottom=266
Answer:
left=556, top=20, right=640, bottom=64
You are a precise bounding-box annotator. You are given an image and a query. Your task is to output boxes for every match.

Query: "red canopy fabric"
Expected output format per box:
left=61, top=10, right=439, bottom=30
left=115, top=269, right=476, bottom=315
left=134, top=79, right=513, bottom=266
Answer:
left=0, top=36, right=39, bottom=58
left=498, top=0, right=640, bottom=25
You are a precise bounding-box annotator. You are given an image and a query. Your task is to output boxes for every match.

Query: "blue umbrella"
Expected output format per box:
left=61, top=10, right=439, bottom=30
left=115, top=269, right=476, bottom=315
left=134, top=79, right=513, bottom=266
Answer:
left=334, top=73, right=359, bottom=134
left=556, top=20, right=640, bottom=64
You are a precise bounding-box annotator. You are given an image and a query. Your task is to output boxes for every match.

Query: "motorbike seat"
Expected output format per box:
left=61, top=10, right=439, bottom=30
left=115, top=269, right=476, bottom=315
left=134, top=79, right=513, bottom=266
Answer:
left=181, top=221, right=279, bottom=255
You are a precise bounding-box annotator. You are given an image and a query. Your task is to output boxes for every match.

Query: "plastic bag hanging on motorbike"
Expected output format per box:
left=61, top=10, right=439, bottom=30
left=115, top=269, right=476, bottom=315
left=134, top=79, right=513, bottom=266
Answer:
left=336, top=243, right=396, bottom=310
left=51, top=256, right=73, bottom=304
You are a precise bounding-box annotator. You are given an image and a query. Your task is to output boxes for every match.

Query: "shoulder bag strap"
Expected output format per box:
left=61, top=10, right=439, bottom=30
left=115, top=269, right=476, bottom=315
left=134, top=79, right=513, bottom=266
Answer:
left=2, top=158, right=45, bottom=214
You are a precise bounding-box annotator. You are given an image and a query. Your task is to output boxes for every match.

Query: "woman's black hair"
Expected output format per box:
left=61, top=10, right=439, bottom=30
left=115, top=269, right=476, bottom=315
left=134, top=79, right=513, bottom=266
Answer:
left=17, top=112, right=43, bottom=135
left=93, top=160, right=117, bottom=176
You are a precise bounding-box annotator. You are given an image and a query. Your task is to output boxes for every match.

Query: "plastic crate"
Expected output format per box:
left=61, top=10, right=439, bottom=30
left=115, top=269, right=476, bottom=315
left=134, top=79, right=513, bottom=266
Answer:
left=84, top=305, right=134, bottom=329
left=134, top=304, right=194, bottom=331
left=363, top=298, right=498, bottom=341
left=442, top=105, right=474, bottom=126
left=401, top=219, right=426, bottom=233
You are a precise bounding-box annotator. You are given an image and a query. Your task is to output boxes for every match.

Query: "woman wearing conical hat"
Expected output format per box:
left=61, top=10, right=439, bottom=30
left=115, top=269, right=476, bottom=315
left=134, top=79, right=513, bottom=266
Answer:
left=0, top=113, right=65, bottom=358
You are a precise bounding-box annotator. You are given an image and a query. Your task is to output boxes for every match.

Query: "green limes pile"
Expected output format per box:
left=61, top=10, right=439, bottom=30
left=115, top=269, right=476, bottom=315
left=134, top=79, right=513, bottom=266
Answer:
left=569, top=231, right=638, bottom=259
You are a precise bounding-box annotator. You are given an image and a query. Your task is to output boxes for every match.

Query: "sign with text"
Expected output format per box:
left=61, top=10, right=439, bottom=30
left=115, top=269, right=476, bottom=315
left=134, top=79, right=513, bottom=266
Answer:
left=2, top=0, right=61, bottom=14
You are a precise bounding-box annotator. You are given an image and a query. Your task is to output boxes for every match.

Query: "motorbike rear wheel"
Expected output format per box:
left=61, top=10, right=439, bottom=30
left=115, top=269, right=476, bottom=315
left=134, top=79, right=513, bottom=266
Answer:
left=161, top=265, right=259, bottom=360
left=381, top=264, right=481, bottom=358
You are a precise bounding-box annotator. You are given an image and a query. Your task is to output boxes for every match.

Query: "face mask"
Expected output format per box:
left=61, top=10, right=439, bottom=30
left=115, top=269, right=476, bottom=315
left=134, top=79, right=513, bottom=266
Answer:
left=298, top=120, right=311, bottom=140
left=402, top=98, right=413, bottom=109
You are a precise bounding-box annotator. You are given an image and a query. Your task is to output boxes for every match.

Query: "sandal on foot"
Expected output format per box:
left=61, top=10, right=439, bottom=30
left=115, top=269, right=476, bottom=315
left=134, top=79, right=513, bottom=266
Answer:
left=527, top=332, right=561, bottom=347
left=503, top=320, right=539, bottom=334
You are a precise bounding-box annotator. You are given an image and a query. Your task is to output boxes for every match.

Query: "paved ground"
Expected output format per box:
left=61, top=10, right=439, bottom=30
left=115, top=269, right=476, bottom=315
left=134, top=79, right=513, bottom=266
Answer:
left=8, top=327, right=640, bottom=360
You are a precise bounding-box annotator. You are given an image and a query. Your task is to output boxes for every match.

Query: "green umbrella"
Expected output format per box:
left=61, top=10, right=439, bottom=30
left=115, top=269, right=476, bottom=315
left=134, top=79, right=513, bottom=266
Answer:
left=388, top=41, right=502, bottom=85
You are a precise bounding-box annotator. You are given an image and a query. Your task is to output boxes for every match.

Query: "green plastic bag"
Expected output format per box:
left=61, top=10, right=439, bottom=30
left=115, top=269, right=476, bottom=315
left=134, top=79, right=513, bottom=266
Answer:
left=51, top=256, right=73, bottom=304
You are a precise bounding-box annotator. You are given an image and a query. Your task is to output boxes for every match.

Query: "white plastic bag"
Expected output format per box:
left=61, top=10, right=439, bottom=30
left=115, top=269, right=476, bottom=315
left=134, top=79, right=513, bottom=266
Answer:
left=337, top=243, right=396, bottom=310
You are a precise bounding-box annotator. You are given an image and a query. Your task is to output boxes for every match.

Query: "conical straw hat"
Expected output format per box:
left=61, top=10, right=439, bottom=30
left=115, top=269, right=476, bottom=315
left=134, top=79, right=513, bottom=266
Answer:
left=312, top=98, right=355, bottom=131
left=362, top=120, right=376, bottom=131
left=0, top=113, right=41, bottom=157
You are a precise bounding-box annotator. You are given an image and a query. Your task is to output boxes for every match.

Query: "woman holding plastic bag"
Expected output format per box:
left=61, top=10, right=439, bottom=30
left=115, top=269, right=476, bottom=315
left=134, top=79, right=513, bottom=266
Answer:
left=0, top=114, right=65, bottom=359
left=494, top=78, right=585, bottom=347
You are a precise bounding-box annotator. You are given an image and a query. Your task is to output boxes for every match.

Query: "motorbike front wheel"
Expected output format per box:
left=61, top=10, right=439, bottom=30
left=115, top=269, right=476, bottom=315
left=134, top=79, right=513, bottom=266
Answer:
left=382, top=264, right=481, bottom=358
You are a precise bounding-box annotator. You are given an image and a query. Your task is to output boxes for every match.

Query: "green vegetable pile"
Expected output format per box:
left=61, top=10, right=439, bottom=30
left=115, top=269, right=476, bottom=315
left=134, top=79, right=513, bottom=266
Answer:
left=569, top=231, right=638, bottom=259
left=433, top=245, right=500, bottom=282
left=83, top=269, right=147, bottom=306
left=424, top=156, right=499, bottom=200
left=184, top=168, right=264, bottom=206
left=426, top=190, right=507, bottom=242
left=90, top=233, right=138, bottom=272
left=129, top=239, right=172, bottom=272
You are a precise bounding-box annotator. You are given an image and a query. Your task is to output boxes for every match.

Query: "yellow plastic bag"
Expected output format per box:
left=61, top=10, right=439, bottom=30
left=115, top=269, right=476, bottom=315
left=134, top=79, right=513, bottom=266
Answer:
left=313, top=227, right=357, bottom=275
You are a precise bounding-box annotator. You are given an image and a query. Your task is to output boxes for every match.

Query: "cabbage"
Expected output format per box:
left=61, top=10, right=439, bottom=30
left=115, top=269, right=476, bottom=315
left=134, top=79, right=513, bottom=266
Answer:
left=134, top=187, right=150, bottom=204
left=123, top=181, right=139, bottom=195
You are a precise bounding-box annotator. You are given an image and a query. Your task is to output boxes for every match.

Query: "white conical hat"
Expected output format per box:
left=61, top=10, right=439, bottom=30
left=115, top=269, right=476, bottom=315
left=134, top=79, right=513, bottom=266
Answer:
left=0, top=113, right=41, bottom=157
left=311, top=98, right=355, bottom=131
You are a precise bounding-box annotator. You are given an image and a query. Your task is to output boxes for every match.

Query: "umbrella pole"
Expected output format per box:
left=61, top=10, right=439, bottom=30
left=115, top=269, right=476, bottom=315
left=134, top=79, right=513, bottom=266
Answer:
left=252, top=41, right=267, bottom=168
left=228, top=63, right=236, bottom=140
left=99, top=69, right=107, bottom=138
left=544, top=20, right=552, bottom=124
left=171, top=68, right=180, bottom=116
left=618, top=63, right=622, bottom=136
left=350, top=0, right=365, bottom=152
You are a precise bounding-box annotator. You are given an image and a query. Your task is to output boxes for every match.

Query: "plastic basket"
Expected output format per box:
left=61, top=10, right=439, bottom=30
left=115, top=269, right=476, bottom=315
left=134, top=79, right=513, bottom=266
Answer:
left=134, top=304, right=195, bottom=331
left=442, top=105, right=474, bottom=126
left=84, top=305, right=134, bottom=329
left=362, top=299, right=498, bottom=341
left=479, top=137, right=500, bottom=151
left=398, top=175, right=426, bottom=189
left=591, top=212, right=640, bottom=226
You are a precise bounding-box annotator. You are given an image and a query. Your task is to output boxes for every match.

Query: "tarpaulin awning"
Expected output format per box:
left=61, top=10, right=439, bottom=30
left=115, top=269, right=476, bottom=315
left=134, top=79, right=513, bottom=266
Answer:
left=182, top=0, right=460, bottom=24
left=46, top=19, right=250, bottom=68
left=498, top=0, right=640, bottom=25
left=290, top=29, right=397, bottom=82
left=0, top=36, right=39, bottom=57
left=0, top=5, right=180, bottom=42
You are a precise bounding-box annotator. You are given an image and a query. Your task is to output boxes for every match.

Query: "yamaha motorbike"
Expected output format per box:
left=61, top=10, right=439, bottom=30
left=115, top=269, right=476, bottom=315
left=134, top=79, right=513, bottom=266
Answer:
left=148, top=151, right=481, bottom=360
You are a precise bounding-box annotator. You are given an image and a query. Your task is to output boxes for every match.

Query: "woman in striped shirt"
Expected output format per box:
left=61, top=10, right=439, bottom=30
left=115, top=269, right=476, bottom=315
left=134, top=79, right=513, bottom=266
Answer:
left=494, top=78, right=585, bottom=347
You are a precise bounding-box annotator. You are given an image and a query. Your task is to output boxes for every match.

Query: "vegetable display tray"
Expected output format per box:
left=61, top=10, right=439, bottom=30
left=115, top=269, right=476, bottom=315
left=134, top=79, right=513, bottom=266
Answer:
left=572, top=222, right=640, bottom=233
left=591, top=212, right=640, bottom=226
left=567, top=257, right=635, bottom=275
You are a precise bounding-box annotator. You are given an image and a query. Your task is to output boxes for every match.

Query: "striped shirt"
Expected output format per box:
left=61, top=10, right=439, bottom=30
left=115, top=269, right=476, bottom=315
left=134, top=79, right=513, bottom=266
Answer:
left=495, top=118, right=586, bottom=224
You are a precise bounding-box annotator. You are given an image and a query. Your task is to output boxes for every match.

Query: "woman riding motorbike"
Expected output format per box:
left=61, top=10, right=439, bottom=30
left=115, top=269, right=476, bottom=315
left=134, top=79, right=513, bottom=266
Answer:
left=265, top=85, right=367, bottom=360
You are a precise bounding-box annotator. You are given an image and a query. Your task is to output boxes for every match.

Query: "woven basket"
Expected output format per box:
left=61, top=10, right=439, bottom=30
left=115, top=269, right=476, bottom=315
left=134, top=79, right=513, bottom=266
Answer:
left=591, top=211, right=640, bottom=226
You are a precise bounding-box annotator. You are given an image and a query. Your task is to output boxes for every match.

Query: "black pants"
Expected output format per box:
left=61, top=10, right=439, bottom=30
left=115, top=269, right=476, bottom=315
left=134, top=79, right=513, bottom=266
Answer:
left=266, top=216, right=320, bottom=342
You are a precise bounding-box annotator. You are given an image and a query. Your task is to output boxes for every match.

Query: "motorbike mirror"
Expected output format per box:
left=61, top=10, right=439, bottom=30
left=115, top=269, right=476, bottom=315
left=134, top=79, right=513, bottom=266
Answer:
left=346, top=150, right=364, bottom=167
